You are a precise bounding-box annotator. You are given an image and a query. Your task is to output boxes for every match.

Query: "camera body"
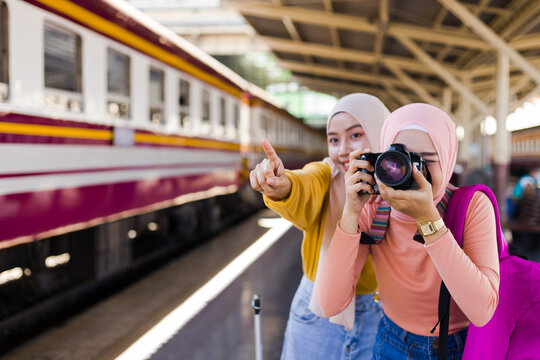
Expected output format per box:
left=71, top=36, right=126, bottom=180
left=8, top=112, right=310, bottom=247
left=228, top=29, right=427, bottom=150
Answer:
left=357, top=143, right=428, bottom=194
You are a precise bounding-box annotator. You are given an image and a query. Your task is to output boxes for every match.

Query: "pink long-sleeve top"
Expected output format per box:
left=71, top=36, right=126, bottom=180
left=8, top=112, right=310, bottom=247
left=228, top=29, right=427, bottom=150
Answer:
left=316, top=192, right=500, bottom=336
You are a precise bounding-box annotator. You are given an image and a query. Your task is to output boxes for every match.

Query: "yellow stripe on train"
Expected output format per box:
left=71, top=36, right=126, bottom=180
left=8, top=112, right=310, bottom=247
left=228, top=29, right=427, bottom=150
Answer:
left=0, top=121, right=241, bottom=151
left=0, top=122, right=113, bottom=140
left=134, top=133, right=241, bottom=151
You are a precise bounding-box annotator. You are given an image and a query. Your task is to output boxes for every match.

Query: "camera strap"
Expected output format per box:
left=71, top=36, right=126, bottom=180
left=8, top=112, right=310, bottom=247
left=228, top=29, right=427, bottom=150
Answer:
left=362, top=183, right=455, bottom=245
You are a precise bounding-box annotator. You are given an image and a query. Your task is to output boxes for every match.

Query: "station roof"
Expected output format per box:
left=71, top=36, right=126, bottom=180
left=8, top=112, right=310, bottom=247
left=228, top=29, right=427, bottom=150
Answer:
left=230, top=0, right=540, bottom=120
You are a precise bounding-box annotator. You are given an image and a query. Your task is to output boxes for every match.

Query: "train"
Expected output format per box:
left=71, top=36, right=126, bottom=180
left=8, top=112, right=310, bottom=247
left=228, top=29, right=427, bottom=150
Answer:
left=0, top=0, right=326, bottom=349
left=510, top=125, right=540, bottom=170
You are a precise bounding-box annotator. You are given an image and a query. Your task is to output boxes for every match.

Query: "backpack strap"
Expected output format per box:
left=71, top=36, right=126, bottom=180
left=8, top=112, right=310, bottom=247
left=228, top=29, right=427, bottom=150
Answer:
left=431, top=185, right=475, bottom=360
left=436, top=184, right=508, bottom=360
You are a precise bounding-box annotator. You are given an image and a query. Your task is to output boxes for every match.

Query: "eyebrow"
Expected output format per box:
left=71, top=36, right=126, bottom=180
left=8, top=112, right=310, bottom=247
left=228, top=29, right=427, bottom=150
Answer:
left=419, top=152, right=438, bottom=157
left=327, top=124, right=363, bottom=136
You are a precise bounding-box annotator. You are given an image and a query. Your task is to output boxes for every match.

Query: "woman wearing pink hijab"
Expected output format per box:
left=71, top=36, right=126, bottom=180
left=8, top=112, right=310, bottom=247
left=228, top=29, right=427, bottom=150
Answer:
left=316, top=103, right=500, bottom=359
left=250, top=93, right=389, bottom=359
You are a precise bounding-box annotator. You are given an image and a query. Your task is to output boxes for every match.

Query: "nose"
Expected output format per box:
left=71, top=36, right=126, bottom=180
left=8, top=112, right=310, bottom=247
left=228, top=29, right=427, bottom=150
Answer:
left=338, top=138, right=351, bottom=158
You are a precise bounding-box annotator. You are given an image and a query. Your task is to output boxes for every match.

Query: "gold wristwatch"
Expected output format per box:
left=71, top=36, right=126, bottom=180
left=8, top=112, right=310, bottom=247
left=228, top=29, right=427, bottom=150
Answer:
left=417, top=217, right=445, bottom=236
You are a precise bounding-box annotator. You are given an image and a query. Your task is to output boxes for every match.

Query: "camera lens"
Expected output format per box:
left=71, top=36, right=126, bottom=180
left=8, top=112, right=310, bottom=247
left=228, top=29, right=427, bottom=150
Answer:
left=375, top=151, right=411, bottom=186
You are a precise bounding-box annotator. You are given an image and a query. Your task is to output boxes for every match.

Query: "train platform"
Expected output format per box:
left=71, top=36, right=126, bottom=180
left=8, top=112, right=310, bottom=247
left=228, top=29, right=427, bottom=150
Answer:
left=3, top=209, right=303, bottom=360
left=3, top=206, right=540, bottom=360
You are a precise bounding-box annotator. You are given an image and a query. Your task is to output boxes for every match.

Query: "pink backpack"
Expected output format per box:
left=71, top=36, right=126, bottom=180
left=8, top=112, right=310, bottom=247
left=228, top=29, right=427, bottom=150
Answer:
left=442, top=184, right=540, bottom=359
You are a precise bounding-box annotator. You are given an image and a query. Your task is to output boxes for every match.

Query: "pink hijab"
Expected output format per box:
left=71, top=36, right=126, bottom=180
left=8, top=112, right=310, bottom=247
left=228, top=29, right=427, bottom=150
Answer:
left=310, top=93, right=389, bottom=329
left=380, top=103, right=458, bottom=221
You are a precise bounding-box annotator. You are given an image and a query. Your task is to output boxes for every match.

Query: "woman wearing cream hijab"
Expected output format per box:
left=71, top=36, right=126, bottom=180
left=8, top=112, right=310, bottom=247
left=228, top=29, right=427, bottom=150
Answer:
left=250, top=93, right=390, bottom=359
left=317, top=103, right=500, bottom=359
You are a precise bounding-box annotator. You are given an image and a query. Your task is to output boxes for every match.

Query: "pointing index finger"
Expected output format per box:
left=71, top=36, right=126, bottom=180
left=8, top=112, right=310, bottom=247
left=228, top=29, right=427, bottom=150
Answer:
left=262, top=139, right=280, bottom=166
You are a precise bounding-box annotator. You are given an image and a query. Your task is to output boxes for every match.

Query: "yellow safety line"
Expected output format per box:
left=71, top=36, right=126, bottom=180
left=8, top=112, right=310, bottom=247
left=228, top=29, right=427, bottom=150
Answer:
left=35, top=0, right=243, bottom=98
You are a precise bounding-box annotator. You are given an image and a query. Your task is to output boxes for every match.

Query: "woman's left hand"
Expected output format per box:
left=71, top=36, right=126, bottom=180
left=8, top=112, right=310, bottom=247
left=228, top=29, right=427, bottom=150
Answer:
left=376, top=165, right=439, bottom=222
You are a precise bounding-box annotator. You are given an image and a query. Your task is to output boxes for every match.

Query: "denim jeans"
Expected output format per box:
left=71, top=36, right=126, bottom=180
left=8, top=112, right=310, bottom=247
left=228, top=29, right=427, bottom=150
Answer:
left=281, top=275, right=382, bottom=360
left=373, top=313, right=468, bottom=360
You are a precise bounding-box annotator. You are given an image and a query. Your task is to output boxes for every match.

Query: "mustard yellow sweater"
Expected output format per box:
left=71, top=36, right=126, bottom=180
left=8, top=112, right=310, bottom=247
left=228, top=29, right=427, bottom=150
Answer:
left=264, top=161, right=377, bottom=294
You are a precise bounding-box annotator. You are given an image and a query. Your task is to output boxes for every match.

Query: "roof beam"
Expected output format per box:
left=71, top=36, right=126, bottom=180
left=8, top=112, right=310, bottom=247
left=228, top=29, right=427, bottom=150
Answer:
left=509, top=34, right=540, bottom=51
left=434, top=0, right=490, bottom=64
left=463, top=3, right=511, bottom=16
left=499, top=0, right=540, bottom=39
left=322, top=0, right=344, bottom=69
left=234, top=3, right=489, bottom=49
left=439, top=0, right=540, bottom=86
left=277, top=59, right=443, bottom=93
left=385, top=63, right=441, bottom=107
left=259, top=35, right=460, bottom=76
left=394, top=33, right=489, bottom=113
left=373, top=0, right=388, bottom=75
left=468, top=56, right=540, bottom=78
left=293, top=75, right=421, bottom=106
left=383, top=84, right=414, bottom=108
left=458, top=0, right=530, bottom=69
left=271, top=0, right=312, bottom=64
left=293, top=75, right=387, bottom=98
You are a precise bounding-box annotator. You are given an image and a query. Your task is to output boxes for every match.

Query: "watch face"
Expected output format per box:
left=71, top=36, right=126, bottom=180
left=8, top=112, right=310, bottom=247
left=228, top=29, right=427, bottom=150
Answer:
left=418, top=218, right=443, bottom=236
left=420, top=223, right=435, bottom=235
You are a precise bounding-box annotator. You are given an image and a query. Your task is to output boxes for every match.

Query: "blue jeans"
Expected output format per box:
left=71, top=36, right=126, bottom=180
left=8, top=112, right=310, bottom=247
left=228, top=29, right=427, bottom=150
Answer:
left=373, top=313, right=468, bottom=360
left=281, top=275, right=382, bottom=360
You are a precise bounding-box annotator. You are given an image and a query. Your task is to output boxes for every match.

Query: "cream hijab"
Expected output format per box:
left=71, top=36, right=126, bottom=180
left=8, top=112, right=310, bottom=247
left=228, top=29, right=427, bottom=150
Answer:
left=310, top=93, right=390, bottom=329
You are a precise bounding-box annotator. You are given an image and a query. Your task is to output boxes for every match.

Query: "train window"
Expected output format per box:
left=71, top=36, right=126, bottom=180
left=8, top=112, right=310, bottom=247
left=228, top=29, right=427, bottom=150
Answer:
left=107, top=49, right=130, bottom=119
left=0, top=1, right=8, bottom=101
left=201, top=89, right=211, bottom=134
left=179, top=79, right=190, bottom=129
left=233, top=103, right=239, bottom=136
left=217, top=96, right=226, bottom=136
left=44, top=24, right=82, bottom=111
left=149, top=67, right=164, bottom=124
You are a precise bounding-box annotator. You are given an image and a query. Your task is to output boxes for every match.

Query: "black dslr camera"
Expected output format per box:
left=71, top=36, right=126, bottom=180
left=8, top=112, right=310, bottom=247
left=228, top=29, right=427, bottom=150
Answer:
left=357, top=143, right=431, bottom=195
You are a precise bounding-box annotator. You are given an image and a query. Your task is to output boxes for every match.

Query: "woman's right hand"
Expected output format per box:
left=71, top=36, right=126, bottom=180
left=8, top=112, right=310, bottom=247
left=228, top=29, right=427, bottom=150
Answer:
left=249, top=139, right=292, bottom=201
left=340, top=149, right=376, bottom=233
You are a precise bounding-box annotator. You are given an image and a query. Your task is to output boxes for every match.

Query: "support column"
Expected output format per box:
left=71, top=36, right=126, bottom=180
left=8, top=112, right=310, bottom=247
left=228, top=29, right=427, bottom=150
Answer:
left=494, top=53, right=511, bottom=212
left=459, top=78, right=472, bottom=185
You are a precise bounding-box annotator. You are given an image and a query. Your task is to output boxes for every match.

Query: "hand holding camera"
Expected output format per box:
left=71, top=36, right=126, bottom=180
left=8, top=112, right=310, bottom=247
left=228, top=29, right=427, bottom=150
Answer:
left=356, top=143, right=431, bottom=195
left=341, top=149, right=378, bottom=216
left=356, top=143, right=440, bottom=223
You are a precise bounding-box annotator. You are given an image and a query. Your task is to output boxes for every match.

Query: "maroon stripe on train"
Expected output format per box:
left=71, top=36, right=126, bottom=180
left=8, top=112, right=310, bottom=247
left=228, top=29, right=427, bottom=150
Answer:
left=0, top=112, right=112, bottom=130
left=0, top=170, right=241, bottom=244
left=0, top=132, right=109, bottom=145
left=21, top=0, right=243, bottom=93
left=0, top=161, right=240, bottom=179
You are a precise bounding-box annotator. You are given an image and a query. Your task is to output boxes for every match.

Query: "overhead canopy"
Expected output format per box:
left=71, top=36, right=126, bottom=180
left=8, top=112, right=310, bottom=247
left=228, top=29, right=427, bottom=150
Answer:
left=230, top=0, right=540, bottom=118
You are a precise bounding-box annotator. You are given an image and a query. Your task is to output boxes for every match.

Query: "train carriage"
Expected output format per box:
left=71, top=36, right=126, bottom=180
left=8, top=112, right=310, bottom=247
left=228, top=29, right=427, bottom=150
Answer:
left=0, top=0, right=326, bottom=348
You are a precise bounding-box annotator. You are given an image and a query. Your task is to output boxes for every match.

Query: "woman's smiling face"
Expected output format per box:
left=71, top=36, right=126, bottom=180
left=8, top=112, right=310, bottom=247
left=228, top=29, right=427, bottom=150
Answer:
left=392, top=129, right=442, bottom=197
left=327, top=112, right=371, bottom=173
